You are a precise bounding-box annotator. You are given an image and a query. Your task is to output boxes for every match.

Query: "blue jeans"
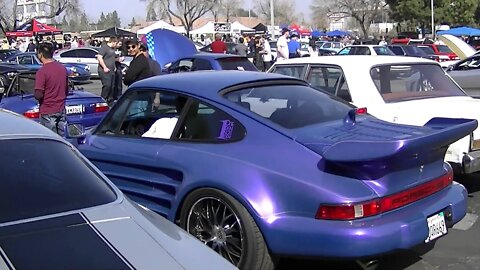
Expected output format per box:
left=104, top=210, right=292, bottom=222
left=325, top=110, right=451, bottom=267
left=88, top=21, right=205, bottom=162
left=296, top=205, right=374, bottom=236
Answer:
left=40, top=112, right=66, bottom=136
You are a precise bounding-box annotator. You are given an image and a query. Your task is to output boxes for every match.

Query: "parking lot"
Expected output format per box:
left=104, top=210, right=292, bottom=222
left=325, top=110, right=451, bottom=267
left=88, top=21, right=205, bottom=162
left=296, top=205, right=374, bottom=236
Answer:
left=78, top=78, right=480, bottom=270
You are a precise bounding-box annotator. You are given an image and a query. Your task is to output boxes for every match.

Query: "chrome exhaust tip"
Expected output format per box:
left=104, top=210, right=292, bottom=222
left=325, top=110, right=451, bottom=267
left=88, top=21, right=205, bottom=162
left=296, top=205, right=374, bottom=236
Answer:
left=356, top=259, right=379, bottom=270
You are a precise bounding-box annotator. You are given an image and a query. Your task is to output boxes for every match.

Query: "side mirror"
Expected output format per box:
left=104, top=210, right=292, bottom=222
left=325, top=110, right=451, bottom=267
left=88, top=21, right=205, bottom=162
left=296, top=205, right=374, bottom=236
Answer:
left=65, top=123, right=86, bottom=139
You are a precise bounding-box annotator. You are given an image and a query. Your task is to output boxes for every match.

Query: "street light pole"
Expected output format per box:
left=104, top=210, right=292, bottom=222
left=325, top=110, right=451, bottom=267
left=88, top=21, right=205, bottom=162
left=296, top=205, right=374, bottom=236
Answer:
left=270, top=0, right=274, bottom=37
left=431, top=0, right=435, bottom=39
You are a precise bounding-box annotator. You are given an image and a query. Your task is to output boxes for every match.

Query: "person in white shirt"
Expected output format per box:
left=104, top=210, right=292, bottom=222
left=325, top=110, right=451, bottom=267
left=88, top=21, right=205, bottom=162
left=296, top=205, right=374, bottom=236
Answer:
left=262, top=37, right=272, bottom=71
left=71, top=36, right=79, bottom=48
left=142, top=96, right=187, bottom=139
left=18, top=39, right=27, bottom=52
left=276, top=28, right=290, bottom=61
left=378, top=36, right=388, bottom=46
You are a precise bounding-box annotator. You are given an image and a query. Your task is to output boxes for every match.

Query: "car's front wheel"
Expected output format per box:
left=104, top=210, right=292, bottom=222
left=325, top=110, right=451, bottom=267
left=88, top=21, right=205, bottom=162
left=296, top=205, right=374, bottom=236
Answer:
left=179, top=188, right=274, bottom=270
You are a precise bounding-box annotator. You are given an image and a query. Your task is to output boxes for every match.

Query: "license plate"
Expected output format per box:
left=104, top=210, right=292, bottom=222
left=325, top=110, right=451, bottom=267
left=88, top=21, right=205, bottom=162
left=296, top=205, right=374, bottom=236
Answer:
left=66, top=105, right=84, bottom=115
left=425, top=212, right=447, bottom=243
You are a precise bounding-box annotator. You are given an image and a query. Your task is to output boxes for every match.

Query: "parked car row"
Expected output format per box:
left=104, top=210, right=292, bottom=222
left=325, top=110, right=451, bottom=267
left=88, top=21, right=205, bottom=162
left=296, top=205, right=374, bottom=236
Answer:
left=2, top=30, right=480, bottom=269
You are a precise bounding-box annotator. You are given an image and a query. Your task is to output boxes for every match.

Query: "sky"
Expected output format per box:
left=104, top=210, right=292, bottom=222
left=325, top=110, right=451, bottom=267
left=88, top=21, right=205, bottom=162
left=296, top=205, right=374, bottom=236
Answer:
left=82, top=0, right=313, bottom=26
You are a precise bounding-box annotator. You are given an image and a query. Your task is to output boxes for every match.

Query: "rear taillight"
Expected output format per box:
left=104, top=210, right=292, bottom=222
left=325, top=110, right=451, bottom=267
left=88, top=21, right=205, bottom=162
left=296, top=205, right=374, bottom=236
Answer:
left=24, top=108, right=40, bottom=119
left=94, top=102, right=109, bottom=113
left=316, top=170, right=453, bottom=220
left=355, top=107, right=367, bottom=114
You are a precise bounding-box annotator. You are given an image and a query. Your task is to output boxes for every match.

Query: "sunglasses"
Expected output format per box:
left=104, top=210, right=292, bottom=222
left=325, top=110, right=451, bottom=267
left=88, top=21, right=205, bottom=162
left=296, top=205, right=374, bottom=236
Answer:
left=127, top=45, right=137, bottom=49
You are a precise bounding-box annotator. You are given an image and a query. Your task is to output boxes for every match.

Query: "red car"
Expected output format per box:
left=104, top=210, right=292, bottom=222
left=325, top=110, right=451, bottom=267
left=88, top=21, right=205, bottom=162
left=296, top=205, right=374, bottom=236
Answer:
left=421, top=44, right=459, bottom=61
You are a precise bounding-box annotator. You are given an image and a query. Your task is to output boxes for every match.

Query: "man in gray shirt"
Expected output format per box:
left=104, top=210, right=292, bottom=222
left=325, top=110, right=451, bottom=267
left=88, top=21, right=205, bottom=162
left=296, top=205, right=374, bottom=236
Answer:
left=97, top=36, right=118, bottom=105
left=234, top=37, right=248, bottom=57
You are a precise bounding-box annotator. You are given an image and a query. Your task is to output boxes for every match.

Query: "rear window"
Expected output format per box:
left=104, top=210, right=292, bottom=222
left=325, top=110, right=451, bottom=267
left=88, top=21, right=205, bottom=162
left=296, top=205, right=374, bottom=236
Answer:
left=404, top=46, right=427, bottom=56
left=370, top=64, right=466, bottom=103
left=223, top=84, right=353, bottom=129
left=0, top=139, right=117, bottom=223
left=218, top=58, right=257, bottom=71
left=418, top=46, right=436, bottom=55
left=437, top=45, right=453, bottom=53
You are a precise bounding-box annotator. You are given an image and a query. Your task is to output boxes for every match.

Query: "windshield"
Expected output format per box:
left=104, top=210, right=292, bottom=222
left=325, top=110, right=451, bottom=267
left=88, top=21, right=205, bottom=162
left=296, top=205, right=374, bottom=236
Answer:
left=0, top=139, right=117, bottom=223
left=370, top=64, right=466, bottom=103
left=218, top=58, right=257, bottom=71
left=223, top=84, right=354, bottom=129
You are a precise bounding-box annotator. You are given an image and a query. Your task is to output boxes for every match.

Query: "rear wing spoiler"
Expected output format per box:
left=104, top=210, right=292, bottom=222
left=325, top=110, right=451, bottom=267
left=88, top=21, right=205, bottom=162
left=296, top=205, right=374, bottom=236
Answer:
left=315, top=118, right=477, bottom=163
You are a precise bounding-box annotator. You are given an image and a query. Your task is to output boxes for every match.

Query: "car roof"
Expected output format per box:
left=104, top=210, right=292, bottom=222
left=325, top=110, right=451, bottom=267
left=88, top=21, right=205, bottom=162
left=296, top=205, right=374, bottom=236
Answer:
left=130, top=71, right=306, bottom=98
left=344, top=45, right=385, bottom=48
left=274, top=55, right=437, bottom=66
left=0, top=109, right=59, bottom=139
left=54, top=46, right=98, bottom=55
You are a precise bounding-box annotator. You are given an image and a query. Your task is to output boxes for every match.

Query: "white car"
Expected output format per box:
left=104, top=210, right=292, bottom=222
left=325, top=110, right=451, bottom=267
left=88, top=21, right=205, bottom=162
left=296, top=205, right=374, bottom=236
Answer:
left=269, top=56, right=480, bottom=174
left=337, top=45, right=395, bottom=56
left=317, top=42, right=344, bottom=53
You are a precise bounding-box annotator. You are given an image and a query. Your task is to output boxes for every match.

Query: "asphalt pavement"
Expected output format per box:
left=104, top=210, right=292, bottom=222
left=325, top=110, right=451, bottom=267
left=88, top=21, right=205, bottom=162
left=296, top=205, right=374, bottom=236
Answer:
left=82, top=79, right=480, bottom=270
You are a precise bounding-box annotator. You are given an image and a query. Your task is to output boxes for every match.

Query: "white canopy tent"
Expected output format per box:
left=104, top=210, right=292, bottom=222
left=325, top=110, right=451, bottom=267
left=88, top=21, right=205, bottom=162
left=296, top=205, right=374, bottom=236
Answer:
left=137, top=20, right=185, bottom=35
left=230, top=21, right=254, bottom=33
left=189, top=21, right=216, bottom=35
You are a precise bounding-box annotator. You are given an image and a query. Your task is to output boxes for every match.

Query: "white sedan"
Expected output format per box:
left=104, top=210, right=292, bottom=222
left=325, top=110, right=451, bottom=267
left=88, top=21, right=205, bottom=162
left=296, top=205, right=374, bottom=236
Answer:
left=269, top=56, right=480, bottom=174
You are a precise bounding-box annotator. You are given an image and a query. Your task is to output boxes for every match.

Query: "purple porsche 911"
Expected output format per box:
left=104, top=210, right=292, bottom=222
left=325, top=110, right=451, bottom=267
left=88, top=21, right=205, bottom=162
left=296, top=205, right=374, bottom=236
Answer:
left=74, top=71, right=475, bottom=270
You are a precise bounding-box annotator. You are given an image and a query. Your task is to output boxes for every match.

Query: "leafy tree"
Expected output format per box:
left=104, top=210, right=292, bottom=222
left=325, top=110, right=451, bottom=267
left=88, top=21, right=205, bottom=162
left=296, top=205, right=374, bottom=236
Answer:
left=79, top=12, right=90, bottom=30
left=97, top=12, right=106, bottom=29
left=141, top=0, right=219, bottom=36
left=254, top=0, right=297, bottom=25
left=310, top=0, right=330, bottom=30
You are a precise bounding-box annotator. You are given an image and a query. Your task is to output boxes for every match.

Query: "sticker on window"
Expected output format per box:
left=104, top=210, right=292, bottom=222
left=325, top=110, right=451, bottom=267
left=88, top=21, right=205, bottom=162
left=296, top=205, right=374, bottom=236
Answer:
left=218, top=120, right=235, bottom=140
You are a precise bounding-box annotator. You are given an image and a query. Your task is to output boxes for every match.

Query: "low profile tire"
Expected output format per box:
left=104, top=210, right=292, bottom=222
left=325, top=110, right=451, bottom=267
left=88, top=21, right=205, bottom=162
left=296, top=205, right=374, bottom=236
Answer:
left=179, top=188, right=274, bottom=270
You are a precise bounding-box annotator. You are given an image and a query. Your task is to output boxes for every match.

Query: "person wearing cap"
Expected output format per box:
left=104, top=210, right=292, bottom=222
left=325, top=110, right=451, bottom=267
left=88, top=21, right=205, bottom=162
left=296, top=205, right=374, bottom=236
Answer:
left=288, top=33, right=301, bottom=58
left=276, top=28, right=290, bottom=61
left=139, top=44, right=163, bottom=76
left=123, top=40, right=151, bottom=86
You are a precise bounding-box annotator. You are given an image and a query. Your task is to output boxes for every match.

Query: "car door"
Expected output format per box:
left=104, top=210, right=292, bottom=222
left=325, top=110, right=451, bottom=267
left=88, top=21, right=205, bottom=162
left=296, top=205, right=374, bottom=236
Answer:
left=75, top=48, right=99, bottom=76
left=78, top=89, right=186, bottom=214
left=448, top=55, right=480, bottom=96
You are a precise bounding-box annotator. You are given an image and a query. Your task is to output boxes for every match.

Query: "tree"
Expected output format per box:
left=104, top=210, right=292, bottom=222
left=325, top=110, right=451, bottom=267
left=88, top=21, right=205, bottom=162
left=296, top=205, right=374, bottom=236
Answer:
left=254, top=0, right=297, bottom=26
left=141, top=0, right=219, bottom=36
left=129, top=17, right=137, bottom=28
left=146, top=6, right=158, bottom=21
left=0, top=0, right=80, bottom=35
left=325, top=0, right=387, bottom=38
left=97, top=12, right=107, bottom=29
left=310, top=0, right=330, bottom=30
left=111, top=10, right=121, bottom=28
left=235, top=7, right=257, bottom=17
left=387, top=0, right=478, bottom=34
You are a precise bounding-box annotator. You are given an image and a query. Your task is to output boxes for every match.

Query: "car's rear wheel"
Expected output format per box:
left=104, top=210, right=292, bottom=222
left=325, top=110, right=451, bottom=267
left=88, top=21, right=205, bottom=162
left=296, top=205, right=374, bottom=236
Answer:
left=179, top=188, right=274, bottom=270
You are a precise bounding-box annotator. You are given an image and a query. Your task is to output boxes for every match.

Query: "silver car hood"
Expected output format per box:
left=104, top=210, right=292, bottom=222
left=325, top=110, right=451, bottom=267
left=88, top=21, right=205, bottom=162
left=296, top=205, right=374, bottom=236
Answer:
left=0, top=198, right=236, bottom=270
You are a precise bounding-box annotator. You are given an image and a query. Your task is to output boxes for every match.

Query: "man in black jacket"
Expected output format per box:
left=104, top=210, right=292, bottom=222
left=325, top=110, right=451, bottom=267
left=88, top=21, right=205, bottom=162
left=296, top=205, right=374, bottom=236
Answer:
left=123, top=40, right=151, bottom=86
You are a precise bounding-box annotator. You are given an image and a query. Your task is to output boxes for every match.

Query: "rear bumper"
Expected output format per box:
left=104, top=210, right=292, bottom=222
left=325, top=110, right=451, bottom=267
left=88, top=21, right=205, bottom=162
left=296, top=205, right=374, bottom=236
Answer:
left=260, top=183, right=467, bottom=258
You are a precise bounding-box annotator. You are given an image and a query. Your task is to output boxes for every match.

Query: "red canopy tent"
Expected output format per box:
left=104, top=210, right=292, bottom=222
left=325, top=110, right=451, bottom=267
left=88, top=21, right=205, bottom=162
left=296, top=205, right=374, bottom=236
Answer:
left=289, top=24, right=311, bottom=36
left=6, top=19, right=62, bottom=37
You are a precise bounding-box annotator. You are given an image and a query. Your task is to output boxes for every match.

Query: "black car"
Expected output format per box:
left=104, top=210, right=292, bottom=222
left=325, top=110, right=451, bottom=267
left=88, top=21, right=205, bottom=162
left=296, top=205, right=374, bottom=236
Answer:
left=387, top=45, right=439, bottom=61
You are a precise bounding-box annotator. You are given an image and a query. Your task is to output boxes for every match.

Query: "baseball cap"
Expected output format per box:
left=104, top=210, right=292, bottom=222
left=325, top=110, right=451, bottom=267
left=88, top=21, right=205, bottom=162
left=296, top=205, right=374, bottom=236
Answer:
left=281, top=28, right=290, bottom=34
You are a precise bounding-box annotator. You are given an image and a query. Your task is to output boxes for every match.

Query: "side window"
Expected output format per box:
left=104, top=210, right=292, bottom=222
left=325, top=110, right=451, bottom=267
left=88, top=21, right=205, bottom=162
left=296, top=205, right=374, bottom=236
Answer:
left=176, top=101, right=246, bottom=142
left=457, top=56, right=480, bottom=70
left=389, top=46, right=404, bottom=55
left=192, top=58, right=213, bottom=71
left=18, top=55, right=33, bottom=65
left=96, top=90, right=185, bottom=139
left=307, top=66, right=352, bottom=102
left=77, top=49, right=98, bottom=58
left=323, top=43, right=331, bottom=48
left=356, top=47, right=371, bottom=55
left=271, top=65, right=306, bottom=79
left=338, top=47, right=351, bottom=55
left=60, top=50, right=77, bottom=57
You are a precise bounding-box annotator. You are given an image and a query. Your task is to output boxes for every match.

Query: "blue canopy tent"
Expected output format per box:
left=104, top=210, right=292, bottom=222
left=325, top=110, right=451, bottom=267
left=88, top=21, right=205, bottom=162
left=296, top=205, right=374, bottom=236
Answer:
left=311, top=30, right=326, bottom=38
left=437, top=27, right=480, bottom=37
left=326, top=30, right=349, bottom=37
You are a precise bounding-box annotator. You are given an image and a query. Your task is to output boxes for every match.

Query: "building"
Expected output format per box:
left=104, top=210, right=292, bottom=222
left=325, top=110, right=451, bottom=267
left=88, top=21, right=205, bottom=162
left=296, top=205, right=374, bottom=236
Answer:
left=17, top=0, right=48, bottom=24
